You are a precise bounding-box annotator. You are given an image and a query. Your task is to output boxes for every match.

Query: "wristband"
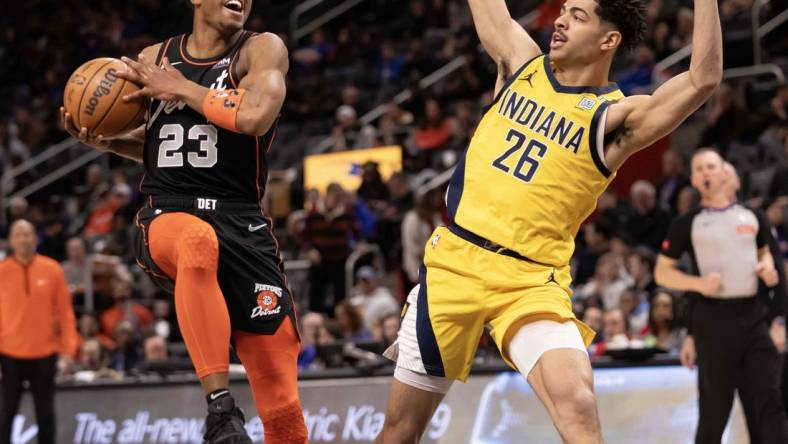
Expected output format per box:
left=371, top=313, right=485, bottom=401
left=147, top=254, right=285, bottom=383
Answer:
left=203, top=88, right=246, bottom=132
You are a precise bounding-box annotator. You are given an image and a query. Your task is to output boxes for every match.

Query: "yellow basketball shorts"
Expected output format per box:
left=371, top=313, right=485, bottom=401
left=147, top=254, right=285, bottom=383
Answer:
left=386, top=226, right=595, bottom=381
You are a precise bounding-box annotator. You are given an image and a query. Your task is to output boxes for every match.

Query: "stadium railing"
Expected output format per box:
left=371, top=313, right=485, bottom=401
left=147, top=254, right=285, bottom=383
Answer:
left=289, top=0, right=370, bottom=44
left=653, top=0, right=788, bottom=86
left=310, top=10, right=540, bottom=154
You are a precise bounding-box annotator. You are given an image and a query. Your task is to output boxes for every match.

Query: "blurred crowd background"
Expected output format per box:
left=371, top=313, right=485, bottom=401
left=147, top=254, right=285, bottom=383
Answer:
left=0, top=0, right=786, bottom=381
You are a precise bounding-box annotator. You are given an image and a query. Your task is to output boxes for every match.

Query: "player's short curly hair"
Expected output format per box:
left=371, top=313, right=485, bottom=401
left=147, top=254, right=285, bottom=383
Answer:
left=594, top=0, right=647, bottom=52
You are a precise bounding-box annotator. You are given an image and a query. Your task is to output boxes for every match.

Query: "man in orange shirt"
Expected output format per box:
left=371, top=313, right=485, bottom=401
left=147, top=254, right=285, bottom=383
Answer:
left=0, top=219, right=79, bottom=444
left=99, top=271, right=153, bottom=338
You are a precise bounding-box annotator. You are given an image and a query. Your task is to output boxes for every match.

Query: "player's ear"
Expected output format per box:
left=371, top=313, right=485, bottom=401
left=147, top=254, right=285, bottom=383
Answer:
left=600, top=30, right=621, bottom=51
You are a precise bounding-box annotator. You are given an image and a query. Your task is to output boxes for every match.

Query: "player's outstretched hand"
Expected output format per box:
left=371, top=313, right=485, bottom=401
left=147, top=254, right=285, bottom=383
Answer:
left=60, top=106, right=111, bottom=151
left=117, top=54, right=187, bottom=102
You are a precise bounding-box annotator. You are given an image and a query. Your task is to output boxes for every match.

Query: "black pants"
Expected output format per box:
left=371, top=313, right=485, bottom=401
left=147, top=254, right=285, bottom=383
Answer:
left=0, top=355, right=57, bottom=444
left=693, top=297, right=788, bottom=444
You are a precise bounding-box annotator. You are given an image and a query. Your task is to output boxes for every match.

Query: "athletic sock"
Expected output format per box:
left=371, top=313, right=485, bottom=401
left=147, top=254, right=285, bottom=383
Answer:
left=206, top=389, right=234, bottom=413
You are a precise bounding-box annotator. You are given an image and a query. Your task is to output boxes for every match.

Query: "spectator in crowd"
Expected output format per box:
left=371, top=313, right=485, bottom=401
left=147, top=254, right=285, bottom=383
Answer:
left=582, top=306, right=604, bottom=346
left=401, top=189, right=445, bottom=288
left=378, top=102, right=414, bottom=147
left=415, top=98, right=457, bottom=168
left=616, top=45, right=655, bottom=95
left=38, top=218, right=67, bottom=261
left=593, top=308, right=634, bottom=357
left=576, top=253, right=630, bottom=310
left=376, top=313, right=401, bottom=349
left=619, top=289, right=650, bottom=337
left=72, top=339, right=122, bottom=382
left=142, top=335, right=168, bottom=364
left=109, top=320, right=141, bottom=373
left=0, top=219, right=79, bottom=444
left=625, top=180, right=672, bottom=251
left=1, top=196, right=29, bottom=238
left=330, top=105, right=377, bottom=151
left=136, top=335, right=191, bottom=375
left=357, top=161, right=390, bottom=203
left=640, top=290, right=685, bottom=354
left=334, top=300, right=373, bottom=341
left=99, top=271, right=153, bottom=338
left=373, top=41, right=406, bottom=89
left=574, top=218, right=612, bottom=285
left=627, top=248, right=658, bottom=301
left=77, top=313, right=115, bottom=353
left=292, top=29, right=335, bottom=68
left=82, top=183, right=132, bottom=239
left=298, top=312, right=334, bottom=371
left=303, top=183, right=359, bottom=313
left=61, top=237, right=93, bottom=311
left=700, top=82, right=749, bottom=152
left=350, top=266, right=400, bottom=331
left=676, top=186, right=701, bottom=216
left=657, top=150, right=691, bottom=213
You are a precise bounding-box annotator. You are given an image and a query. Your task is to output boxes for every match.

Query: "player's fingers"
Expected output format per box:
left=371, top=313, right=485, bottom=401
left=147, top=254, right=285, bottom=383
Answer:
left=78, top=127, right=90, bottom=141
left=138, top=52, right=152, bottom=65
left=115, top=69, right=142, bottom=84
left=63, top=112, right=78, bottom=133
left=121, top=56, right=144, bottom=71
left=122, top=89, right=146, bottom=102
left=161, top=56, right=175, bottom=71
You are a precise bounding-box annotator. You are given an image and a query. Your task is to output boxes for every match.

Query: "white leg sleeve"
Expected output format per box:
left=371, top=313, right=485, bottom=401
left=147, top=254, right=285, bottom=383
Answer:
left=508, top=320, right=587, bottom=378
left=393, top=366, right=454, bottom=394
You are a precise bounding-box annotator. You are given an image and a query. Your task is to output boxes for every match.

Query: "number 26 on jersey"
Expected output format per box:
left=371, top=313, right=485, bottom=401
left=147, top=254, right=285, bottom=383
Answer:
left=491, top=129, right=547, bottom=183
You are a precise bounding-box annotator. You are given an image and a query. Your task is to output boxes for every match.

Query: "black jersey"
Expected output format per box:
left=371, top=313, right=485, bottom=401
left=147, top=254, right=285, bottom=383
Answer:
left=142, top=31, right=276, bottom=203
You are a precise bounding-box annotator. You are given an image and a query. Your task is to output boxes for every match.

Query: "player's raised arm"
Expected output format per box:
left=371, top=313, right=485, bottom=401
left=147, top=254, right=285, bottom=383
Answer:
left=468, top=0, right=541, bottom=89
left=233, top=33, right=288, bottom=136
left=603, top=0, right=722, bottom=171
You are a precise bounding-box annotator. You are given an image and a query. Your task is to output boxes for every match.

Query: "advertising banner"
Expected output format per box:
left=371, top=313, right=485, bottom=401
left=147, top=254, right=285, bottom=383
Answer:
left=303, top=146, right=402, bottom=196
left=11, top=366, right=746, bottom=443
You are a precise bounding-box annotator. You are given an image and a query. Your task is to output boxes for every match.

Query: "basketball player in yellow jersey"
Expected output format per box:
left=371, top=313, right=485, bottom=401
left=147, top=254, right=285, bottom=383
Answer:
left=376, top=0, right=722, bottom=442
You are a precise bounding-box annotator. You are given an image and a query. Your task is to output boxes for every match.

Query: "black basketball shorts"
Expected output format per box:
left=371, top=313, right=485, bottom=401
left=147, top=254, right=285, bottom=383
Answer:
left=134, top=196, right=293, bottom=335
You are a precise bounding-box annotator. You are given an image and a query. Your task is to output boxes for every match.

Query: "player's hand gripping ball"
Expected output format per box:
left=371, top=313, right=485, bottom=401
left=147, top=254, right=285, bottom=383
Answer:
left=62, top=57, right=146, bottom=142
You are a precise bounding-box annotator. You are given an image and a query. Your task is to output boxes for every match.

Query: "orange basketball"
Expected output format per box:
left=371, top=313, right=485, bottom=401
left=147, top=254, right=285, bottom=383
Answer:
left=63, top=57, right=146, bottom=138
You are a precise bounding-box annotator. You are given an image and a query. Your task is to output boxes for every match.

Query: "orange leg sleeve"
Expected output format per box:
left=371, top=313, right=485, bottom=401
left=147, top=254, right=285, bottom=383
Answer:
left=149, top=213, right=231, bottom=378
left=233, top=320, right=307, bottom=444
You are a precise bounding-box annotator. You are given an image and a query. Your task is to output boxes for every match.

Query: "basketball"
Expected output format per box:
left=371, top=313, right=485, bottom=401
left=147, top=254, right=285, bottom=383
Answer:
left=63, top=57, right=146, bottom=138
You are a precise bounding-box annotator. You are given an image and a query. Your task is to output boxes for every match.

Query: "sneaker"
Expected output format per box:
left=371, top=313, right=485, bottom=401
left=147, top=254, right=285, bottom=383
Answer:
left=203, top=396, right=252, bottom=444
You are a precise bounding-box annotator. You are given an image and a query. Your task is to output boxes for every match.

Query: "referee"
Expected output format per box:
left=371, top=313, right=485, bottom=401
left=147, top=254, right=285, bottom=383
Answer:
left=655, top=149, right=787, bottom=444
left=0, top=220, right=79, bottom=444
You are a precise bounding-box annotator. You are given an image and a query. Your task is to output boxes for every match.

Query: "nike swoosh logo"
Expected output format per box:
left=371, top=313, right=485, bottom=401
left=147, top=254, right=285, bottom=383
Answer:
left=209, top=390, right=229, bottom=401
left=248, top=223, right=268, bottom=232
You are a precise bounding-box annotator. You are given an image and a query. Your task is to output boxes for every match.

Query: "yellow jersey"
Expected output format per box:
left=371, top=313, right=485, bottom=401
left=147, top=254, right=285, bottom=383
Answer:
left=447, top=54, right=625, bottom=267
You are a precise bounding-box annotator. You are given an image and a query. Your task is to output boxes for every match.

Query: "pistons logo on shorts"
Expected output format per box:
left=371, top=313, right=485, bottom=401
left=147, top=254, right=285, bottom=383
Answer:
left=251, top=283, right=283, bottom=319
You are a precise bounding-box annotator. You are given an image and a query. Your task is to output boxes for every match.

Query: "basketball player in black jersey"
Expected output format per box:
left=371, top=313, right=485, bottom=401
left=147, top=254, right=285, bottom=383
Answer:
left=60, top=1, right=307, bottom=443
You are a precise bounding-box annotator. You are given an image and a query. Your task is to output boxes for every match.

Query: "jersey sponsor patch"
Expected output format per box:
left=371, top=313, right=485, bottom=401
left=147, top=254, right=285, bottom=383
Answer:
left=251, top=283, right=282, bottom=318
left=736, top=224, right=756, bottom=234
left=576, top=97, right=596, bottom=111
left=212, top=57, right=231, bottom=70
